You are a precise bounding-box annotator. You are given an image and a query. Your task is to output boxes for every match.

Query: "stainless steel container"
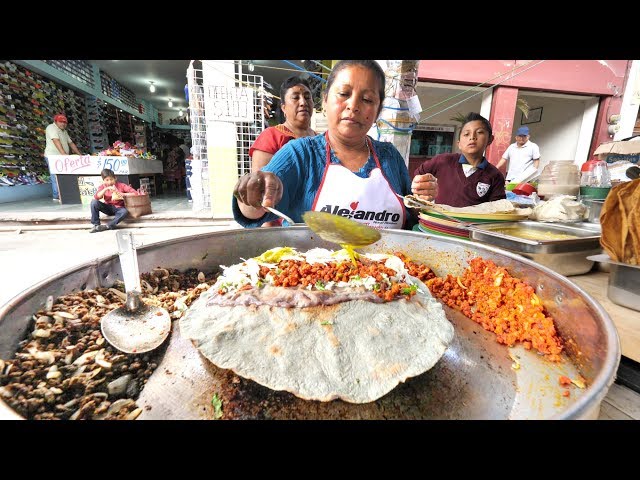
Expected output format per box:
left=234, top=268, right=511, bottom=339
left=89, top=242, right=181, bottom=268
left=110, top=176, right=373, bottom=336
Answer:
left=468, top=221, right=602, bottom=276
left=0, top=228, right=620, bottom=420
left=588, top=254, right=640, bottom=311
left=584, top=199, right=605, bottom=224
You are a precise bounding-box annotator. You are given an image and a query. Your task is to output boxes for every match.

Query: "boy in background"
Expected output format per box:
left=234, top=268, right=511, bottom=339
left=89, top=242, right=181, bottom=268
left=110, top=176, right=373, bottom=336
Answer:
left=413, top=112, right=505, bottom=207
left=90, top=168, right=139, bottom=233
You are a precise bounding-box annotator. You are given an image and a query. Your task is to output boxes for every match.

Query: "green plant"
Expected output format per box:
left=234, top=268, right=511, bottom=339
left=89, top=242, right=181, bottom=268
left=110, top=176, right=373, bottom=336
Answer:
left=517, top=98, right=530, bottom=119
left=449, top=112, right=467, bottom=124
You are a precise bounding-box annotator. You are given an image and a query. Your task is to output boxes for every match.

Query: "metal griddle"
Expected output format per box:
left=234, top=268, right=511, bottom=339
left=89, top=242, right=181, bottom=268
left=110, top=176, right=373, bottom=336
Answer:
left=0, top=228, right=620, bottom=419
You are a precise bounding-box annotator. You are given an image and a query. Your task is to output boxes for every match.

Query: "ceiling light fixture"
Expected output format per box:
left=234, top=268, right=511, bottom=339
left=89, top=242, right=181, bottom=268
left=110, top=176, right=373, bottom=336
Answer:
left=149, top=81, right=156, bottom=93
left=179, top=109, right=183, bottom=117
left=168, top=99, right=173, bottom=108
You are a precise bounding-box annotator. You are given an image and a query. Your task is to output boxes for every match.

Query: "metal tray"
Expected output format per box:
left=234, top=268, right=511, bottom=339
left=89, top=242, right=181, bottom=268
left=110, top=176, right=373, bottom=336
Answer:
left=468, top=221, right=601, bottom=254
left=468, top=221, right=602, bottom=276
left=584, top=199, right=605, bottom=224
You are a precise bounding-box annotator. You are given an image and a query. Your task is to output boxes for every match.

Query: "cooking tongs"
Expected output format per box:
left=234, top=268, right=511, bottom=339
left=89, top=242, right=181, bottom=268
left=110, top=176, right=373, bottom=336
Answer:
left=397, top=193, right=473, bottom=229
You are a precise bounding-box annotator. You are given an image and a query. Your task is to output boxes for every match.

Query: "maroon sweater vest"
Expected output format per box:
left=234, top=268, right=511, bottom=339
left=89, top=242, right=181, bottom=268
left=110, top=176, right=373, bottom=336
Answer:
left=414, top=153, right=506, bottom=207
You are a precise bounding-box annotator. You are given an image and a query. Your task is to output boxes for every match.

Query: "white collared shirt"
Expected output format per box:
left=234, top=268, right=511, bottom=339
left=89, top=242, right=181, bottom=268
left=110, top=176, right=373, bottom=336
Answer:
left=503, top=140, right=540, bottom=182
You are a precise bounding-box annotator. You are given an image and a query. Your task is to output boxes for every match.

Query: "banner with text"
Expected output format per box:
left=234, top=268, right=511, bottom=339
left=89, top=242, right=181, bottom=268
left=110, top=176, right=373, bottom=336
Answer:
left=77, top=176, right=102, bottom=206
left=47, top=155, right=130, bottom=175
left=202, top=62, right=255, bottom=124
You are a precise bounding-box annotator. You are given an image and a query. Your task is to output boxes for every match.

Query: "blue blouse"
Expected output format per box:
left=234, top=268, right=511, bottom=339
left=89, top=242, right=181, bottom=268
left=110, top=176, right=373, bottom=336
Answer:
left=232, top=133, right=412, bottom=227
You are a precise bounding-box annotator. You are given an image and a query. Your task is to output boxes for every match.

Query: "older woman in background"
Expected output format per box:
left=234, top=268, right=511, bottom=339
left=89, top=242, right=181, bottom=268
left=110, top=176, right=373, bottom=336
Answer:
left=249, top=75, right=316, bottom=226
left=250, top=75, right=316, bottom=171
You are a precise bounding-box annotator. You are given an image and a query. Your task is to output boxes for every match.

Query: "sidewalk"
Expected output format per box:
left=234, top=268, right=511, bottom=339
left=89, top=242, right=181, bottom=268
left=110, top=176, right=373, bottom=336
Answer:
left=0, top=192, right=233, bottom=230
left=0, top=225, right=239, bottom=307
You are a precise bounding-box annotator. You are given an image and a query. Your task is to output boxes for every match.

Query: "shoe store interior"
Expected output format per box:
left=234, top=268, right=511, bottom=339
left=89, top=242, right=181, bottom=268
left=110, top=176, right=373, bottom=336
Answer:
left=0, top=60, right=196, bottom=215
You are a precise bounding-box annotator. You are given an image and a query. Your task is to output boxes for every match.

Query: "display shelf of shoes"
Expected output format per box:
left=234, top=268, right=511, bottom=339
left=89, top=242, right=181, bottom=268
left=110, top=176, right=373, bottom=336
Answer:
left=99, top=70, right=137, bottom=111
left=2, top=61, right=91, bottom=153
left=134, top=123, right=147, bottom=151
left=0, top=62, right=49, bottom=188
left=99, top=103, right=111, bottom=148
left=100, top=103, right=139, bottom=147
left=9, top=60, right=91, bottom=154
left=86, top=96, right=108, bottom=154
left=0, top=60, right=92, bottom=202
left=104, top=103, right=122, bottom=145
left=147, top=123, right=161, bottom=157
left=114, top=108, right=135, bottom=144
left=65, top=96, right=88, bottom=153
left=43, top=60, right=94, bottom=88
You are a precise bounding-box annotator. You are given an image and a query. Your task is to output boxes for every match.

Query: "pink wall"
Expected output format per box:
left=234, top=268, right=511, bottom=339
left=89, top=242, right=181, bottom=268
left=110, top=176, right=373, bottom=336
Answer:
left=418, top=60, right=629, bottom=95
left=485, top=87, right=518, bottom=170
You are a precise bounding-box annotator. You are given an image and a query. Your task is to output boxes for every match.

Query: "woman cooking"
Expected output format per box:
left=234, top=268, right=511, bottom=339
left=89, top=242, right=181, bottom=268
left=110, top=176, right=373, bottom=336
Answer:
left=233, top=60, right=438, bottom=229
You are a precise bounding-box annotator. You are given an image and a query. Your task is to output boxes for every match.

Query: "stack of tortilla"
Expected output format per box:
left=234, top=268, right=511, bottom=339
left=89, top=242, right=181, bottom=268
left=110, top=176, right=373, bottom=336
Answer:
left=433, top=199, right=532, bottom=216
left=600, top=179, right=640, bottom=265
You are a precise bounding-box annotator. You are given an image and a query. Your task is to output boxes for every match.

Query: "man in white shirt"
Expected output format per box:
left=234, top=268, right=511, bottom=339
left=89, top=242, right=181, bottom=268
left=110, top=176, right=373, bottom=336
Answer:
left=44, top=114, right=82, bottom=201
left=178, top=141, right=190, bottom=159
left=496, top=126, right=541, bottom=183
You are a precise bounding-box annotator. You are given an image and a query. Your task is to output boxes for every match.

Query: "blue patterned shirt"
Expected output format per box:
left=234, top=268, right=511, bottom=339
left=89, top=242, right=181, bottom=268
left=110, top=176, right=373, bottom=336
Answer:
left=232, top=134, right=412, bottom=227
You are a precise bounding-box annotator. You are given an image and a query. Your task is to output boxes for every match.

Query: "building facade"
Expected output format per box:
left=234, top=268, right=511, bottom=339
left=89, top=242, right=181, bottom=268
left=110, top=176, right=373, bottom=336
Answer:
left=409, top=60, right=639, bottom=178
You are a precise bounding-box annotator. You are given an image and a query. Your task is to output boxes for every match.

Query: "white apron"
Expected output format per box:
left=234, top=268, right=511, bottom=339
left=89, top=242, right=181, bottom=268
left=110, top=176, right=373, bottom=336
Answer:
left=311, top=133, right=406, bottom=229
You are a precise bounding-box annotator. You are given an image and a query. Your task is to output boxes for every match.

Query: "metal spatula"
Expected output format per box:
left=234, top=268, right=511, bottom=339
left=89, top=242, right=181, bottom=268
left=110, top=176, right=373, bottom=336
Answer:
left=302, top=211, right=381, bottom=265
left=100, top=231, right=171, bottom=354
left=302, top=211, right=381, bottom=247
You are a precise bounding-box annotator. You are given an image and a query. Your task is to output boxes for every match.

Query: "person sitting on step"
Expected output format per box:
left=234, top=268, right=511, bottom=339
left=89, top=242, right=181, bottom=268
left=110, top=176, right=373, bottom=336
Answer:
left=89, top=169, right=139, bottom=233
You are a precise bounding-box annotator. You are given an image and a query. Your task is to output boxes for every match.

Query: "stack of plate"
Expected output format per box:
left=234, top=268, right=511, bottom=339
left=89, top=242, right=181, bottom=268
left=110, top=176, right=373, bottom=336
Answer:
left=416, top=209, right=529, bottom=239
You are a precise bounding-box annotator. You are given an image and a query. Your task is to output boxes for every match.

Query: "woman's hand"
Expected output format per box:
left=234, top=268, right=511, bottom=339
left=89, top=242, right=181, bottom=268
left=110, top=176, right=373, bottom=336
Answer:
left=411, top=173, right=438, bottom=202
left=234, top=171, right=283, bottom=212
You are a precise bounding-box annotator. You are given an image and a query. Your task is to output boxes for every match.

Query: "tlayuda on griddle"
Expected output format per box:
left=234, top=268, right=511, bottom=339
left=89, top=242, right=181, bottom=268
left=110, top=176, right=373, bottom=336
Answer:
left=179, top=247, right=454, bottom=403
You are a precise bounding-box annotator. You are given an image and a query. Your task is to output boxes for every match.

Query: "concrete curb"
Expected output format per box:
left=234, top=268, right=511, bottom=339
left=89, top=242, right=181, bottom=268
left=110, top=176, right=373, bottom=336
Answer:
left=0, top=221, right=237, bottom=233
left=0, top=213, right=235, bottom=228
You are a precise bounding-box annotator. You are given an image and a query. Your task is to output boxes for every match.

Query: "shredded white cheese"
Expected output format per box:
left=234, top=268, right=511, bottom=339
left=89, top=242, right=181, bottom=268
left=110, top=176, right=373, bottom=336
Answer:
left=213, top=248, right=420, bottom=295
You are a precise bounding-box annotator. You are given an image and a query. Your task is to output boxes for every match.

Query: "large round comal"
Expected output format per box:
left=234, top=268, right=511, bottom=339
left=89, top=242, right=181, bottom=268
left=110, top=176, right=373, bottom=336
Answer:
left=0, top=228, right=620, bottom=419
